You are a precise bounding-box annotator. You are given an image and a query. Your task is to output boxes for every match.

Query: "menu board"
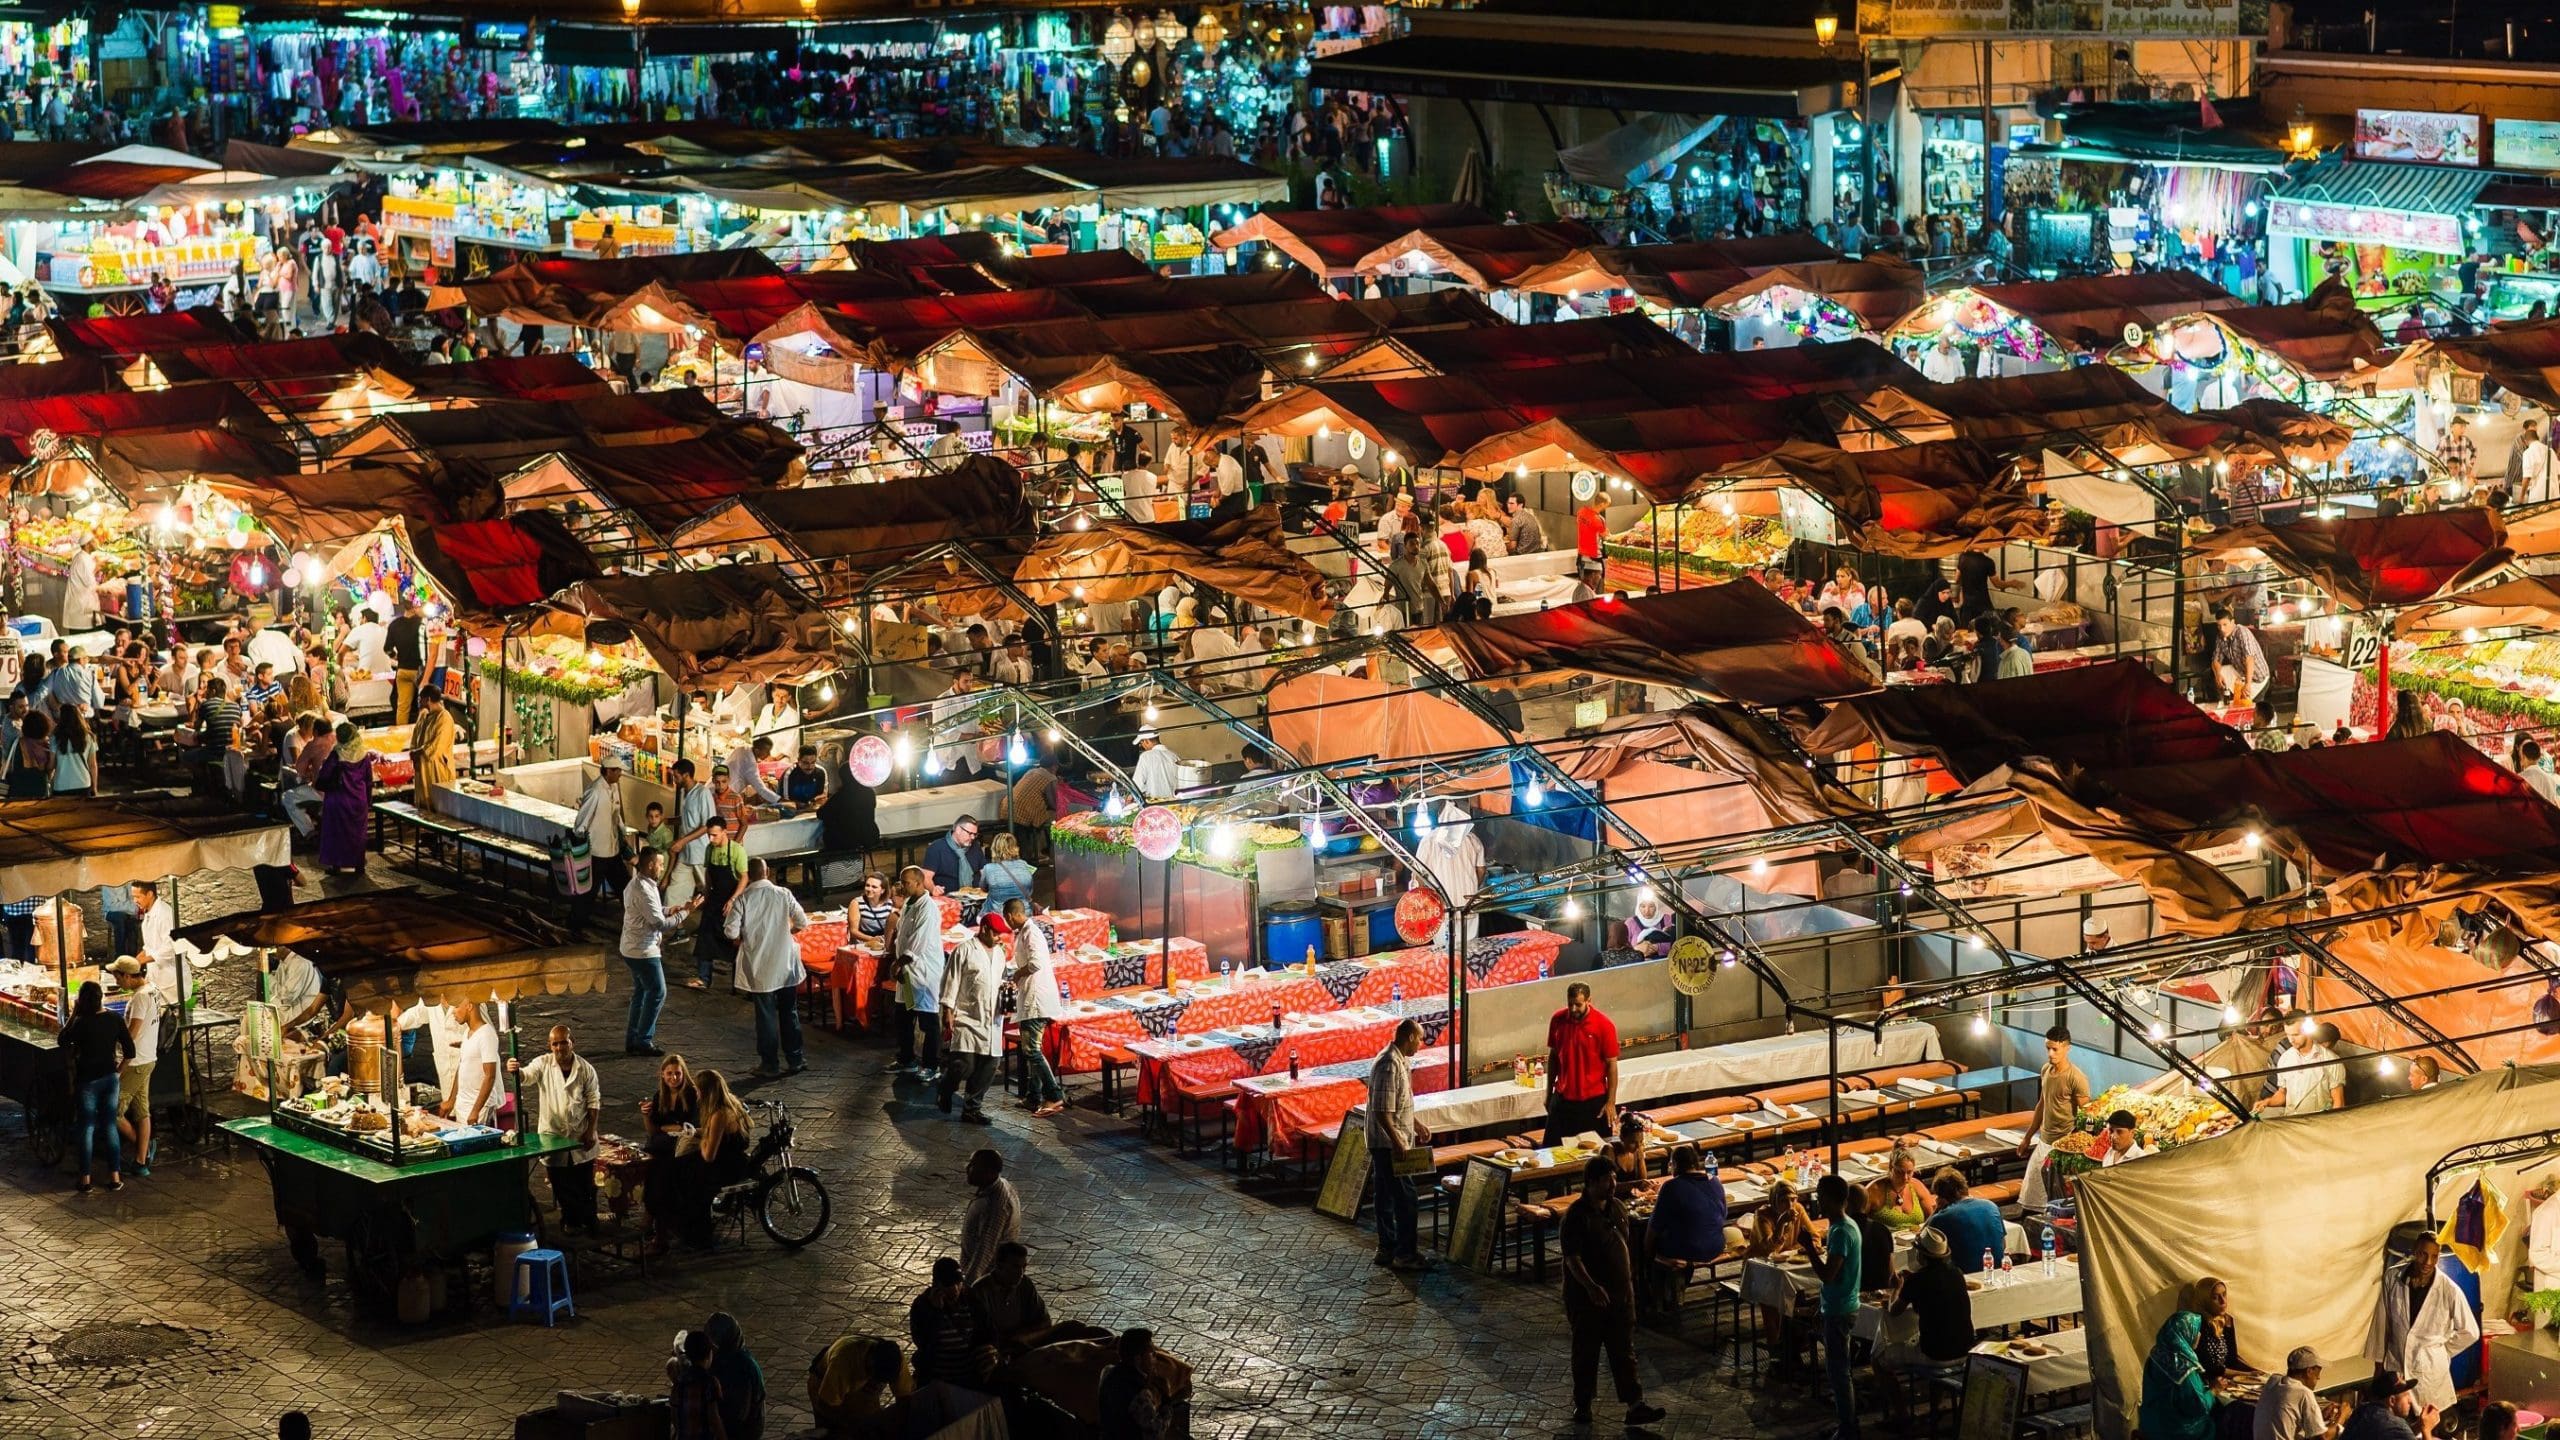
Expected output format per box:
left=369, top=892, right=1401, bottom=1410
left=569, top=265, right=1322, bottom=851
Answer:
left=2354, top=109, right=2483, bottom=166
left=1444, top=1158, right=1510, bottom=1271
left=2099, top=0, right=2238, bottom=36
left=1314, top=1116, right=1371, bottom=1220
left=2497, top=118, right=2560, bottom=174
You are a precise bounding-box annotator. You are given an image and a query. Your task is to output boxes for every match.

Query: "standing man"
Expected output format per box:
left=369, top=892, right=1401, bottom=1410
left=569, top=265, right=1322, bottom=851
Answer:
left=619, top=848, right=700, bottom=1057
left=1132, top=728, right=1182, bottom=801
left=665, top=757, right=717, bottom=917
left=937, top=909, right=1008, bottom=1124
left=725, top=858, right=810, bottom=1078
left=407, top=689, right=455, bottom=806
left=109, top=957, right=161, bottom=1177
left=2517, top=419, right=2556, bottom=506
left=2366, top=1236, right=2478, bottom=1416
left=1814, top=1173, right=1865, bottom=1440
left=509, top=1024, right=602, bottom=1231
left=2441, top=416, right=2478, bottom=493
left=570, top=758, right=631, bottom=936
left=1544, top=982, right=1621, bottom=1145
left=2258, top=1022, right=2348, bottom=1117
left=1558, top=1158, right=1666, bottom=1429
left=1004, top=898, right=1066, bottom=1116
left=384, top=597, right=425, bottom=724
left=1364, top=1017, right=1432, bottom=1271
left=959, top=1148, right=1020, bottom=1283
left=888, top=866, right=945, bottom=1078
left=60, top=537, right=97, bottom=634
left=2018, top=1023, right=2089, bottom=1212
left=1009, top=749, right=1057, bottom=864
left=1575, top=495, right=1608, bottom=590
left=922, top=815, right=985, bottom=895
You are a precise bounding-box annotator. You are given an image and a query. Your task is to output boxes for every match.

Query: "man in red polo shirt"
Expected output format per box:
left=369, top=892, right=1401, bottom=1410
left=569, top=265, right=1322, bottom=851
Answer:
left=1545, top=982, right=1621, bottom=1145
left=1575, top=501, right=1607, bottom=588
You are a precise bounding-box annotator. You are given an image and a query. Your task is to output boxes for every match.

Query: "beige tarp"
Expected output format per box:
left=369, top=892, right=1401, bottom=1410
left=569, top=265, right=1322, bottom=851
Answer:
left=2077, top=1065, right=2560, bottom=1440
left=0, top=800, right=290, bottom=901
left=1013, top=507, right=1336, bottom=622
left=175, top=890, right=608, bottom=1012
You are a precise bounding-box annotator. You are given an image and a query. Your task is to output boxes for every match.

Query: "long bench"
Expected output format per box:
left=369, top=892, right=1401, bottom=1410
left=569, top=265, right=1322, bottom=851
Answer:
left=372, top=799, right=557, bottom=896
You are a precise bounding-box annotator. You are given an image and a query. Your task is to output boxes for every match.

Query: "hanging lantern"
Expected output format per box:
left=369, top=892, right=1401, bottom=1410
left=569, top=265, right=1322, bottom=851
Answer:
left=1287, top=8, right=1314, bottom=43
left=1128, top=55, right=1154, bottom=88
left=1155, top=9, right=1185, bottom=47
left=1101, top=15, right=1136, bottom=64
left=1193, top=9, right=1226, bottom=48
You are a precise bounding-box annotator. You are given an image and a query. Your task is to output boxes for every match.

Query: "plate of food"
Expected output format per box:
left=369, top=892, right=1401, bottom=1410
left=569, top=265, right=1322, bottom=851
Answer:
left=1182, top=1037, right=1207, bottom=1049
left=2007, top=1339, right=2051, bottom=1359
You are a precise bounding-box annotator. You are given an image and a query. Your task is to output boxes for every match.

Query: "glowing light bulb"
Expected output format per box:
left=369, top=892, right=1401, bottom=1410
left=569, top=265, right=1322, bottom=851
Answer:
left=1008, top=733, right=1029, bottom=767
left=817, top=682, right=835, bottom=703
left=1971, top=1011, right=1990, bottom=1037
left=1751, top=857, right=1768, bottom=876
left=2222, top=1004, right=2242, bottom=1026
left=2243, top=830, right=2261, bottom=850
left=1074, top=514, right=1091, bottom=531
left=1969, top=934, right=1987, bottom=950
left=1044, top=727, right=1061, bottom=742
left=1563, top=897, right=1583, bottom=921
left=1143, top=703, right=1159, bottom=723
left=2300, top=1016, right=2319, bottom=1036
left=1719, top=949, right=1737, bottom=968
left=922, top=751, right=944, bottom=777
left=2147, top=1021, right=2168, bottom=1041
left=1209, top=824, right=1238, bottom=859
left=892, top=733, right=913, bottom=766
left=1523, top=778, right=1545, bottom=807
left=2376, top=1056, right=2398, bottom=1077
left=1103, top=789, right=1131, bottom=820
left=1413, top=805, right=1435, bottom=836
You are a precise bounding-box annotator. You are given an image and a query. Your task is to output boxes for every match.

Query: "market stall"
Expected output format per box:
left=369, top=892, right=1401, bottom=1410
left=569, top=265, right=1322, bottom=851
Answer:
left=1884, top=273, right=2241, bottom=381
left=199, top=890, right=599, bottom=1306
left=2265, top=153, right=2488, bottom=309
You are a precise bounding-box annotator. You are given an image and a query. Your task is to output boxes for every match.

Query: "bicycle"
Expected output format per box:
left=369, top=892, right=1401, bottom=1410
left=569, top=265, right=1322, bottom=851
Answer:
left=711, top=1098, right=831, bottom=1247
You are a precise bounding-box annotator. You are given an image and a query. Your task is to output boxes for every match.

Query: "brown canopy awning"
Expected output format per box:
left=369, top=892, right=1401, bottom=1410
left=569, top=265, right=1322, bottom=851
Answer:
left=1015, top=506, right=1335, bottom=622
left=2193, top=507, right=2510, bottom=612
left=552, top=562, right=839, bottom=688
left=1799, top=659, right=2251, bottom=784
left=174, top=889, right=603, bottom=1012
left=1760, top=439, right=2052, bottom=557
left=1431, top=581, right=1876, bottom=705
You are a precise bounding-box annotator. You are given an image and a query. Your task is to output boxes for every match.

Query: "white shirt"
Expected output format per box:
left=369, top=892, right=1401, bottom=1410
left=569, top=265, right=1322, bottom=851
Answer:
left=1133, top=744, right=1182, bottom=801
left=573, top=776, right=626, bottom=858
left=939, top=934, right=1007, bottom=1056
left=712, top=683, right=759, bottom=736
left=61, top=549, right=96, bottom=632
left=1120, top=467, right=1158, bottom=506
left=896, top=892, right=945, bottom=1012
left=2274, top=1043, right=2346, bottom=1114
left=136, top=901, right=176, bottom=965
left=518, top=1050, right=601, bottom=1163
left=619, top=876, right=685, bottom=960
left=2524, top=439, right=2555, bottom=502
left=755, top=702, right=801, bottom=757
left=1214, top=452, right=1244, bottom=498
left=452, top=1022, right=503, bottom=1125
left=1010, top=925, right=1062, bottom=1022
left=342, top=620, right=390, bottom=675
left=726, top=744, right=782, bottom=805
left=2100, top=1135, right=2154, bottom=1167
left=270, top=952, right=322, bottom=1023
left=2528, top=766, right=2560, bottom=807
left=1366, top=1043, right=1417, bottom=1149
left=124, top=984, right=165, bottom=1058
left=1885, top=617, right=1929, bottom=648
left=396, top=1001, right=467, bottom=1096
left=724, top=877, right=810, bottom=993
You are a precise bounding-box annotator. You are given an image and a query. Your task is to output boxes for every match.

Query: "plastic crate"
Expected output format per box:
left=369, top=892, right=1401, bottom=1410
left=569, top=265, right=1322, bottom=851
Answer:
left=437, top=1125, right=505, bottom=1156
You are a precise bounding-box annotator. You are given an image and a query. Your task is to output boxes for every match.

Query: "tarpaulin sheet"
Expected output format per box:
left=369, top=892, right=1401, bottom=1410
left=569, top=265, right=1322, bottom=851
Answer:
left=46, top=309, right=247, bottom=359
left=1455, top=403, right=1824, bottom=500
left=1799, top=659, right=2251, bottom=783
left=1696, top=258, right=1929, bottom=332
left=1596, top=757, right=1822, bottom=893
left=1762, top=439, right=2051, bottom=557
left=1056, top=272, right=1330, bottom=318
left=0, top=797, right=289, bottom=901
left=0, top=354, right=109, bottom=398
left=2182, top=397, right=2356, bottom=464
left=1852, top=366, right=2191, bottom=452
left=671, top=454, right=1033, bottom=569
left=1545, top=704, right=1865, bottom=827
left=0, top=384, right=277, bottom=445
left=555, top=561, right=838, bottom=689
left=503, top=442, right=794, bottom=541
left=22, top=428, right=299, bottom=498
left=2426, top=315, right=2560, bottom=409
left=1965, top=271, right=2240, bottom=351
left=1558, top=114, right=1723, bottom=191
left=409, top=510, right=601, bottom=616
left=1207, top=203, right=1494, bottom=275
left=2076, top=1066, right=2560, bottom=1440
left=1265, top=672, right=1514, bottom=808
left=400, top=353, right=620, bottom=403
left=2197, top=286, right=2387, bottom=379
left=1431, top=581, right=1873, bottom=705
left=2193, top=507, right=2510, bottom=612
left=1505, top=235, right=1841, bottom=302
left=2407, top=575, right=2560, bottom=632
left=211, top=467, right=452, bottom=548
left=133, top=332, right=409, bottom=387
left=175, top=890, right=604, bottom=1012
left=1014, top=505, right=1335, bottom=621
left=1340, top=313, right=1700, bottom=377
left=1352, top=220, right=1604, bottom=289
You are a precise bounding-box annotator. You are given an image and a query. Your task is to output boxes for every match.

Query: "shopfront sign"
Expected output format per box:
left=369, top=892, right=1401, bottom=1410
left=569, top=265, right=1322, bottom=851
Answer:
left=1864, top=0, right=2010, bottom=36
left=2266, top=196, right=2466, bottom=255
left=2099, top=0, right=2238, bottom=38
left=1131, top=805, right=1184, bottom=862
left=2496, top=118, right=2560, bottom=173
left=2352, top=109, right=2483, bottom=166
left=1860, top=0, right=2237, bottom=35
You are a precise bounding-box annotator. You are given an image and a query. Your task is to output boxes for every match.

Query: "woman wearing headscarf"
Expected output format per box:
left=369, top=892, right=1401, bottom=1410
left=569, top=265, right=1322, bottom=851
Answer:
left=1623, top=891, right=1674, bottom=960
left=2139, top=1310, right=2216, bottom=1440
left=313, top=721, right=373, bottom=875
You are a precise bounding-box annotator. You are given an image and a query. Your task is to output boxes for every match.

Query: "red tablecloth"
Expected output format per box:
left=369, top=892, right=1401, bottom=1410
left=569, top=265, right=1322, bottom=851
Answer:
left=1232, top=1054, right=1454, bottom=1158
left=1131, top=1004, right=1457, bottom=1107
left=1046, top=974, right=1335, bottom=1073
left=1052, top=939, right=1210, bottom=1003
left=819, top=933, right=1210, bottom=1032
left=1040, top=908, right=1113, bottom=952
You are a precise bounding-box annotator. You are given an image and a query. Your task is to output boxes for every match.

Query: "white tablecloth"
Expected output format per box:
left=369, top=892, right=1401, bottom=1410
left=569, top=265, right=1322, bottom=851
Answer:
left=1741, top=1222, right=2034, bottom=1310
left=877, top=779, right=1007, bottom=840
left=1396, top=1020, right=1943, bottom=1135
left=1863, top=1258, right=2080, bottom=1344
left=1974, top=1326, right=2090, bottom=1395
left=431, top=783, right=577, bottom=847
left=744, top=812, right=823, bottom=858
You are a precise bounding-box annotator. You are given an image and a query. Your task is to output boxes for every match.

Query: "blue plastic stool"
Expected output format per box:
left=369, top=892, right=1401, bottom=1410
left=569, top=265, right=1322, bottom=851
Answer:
left=509, top=1248, right=575, bottom=1326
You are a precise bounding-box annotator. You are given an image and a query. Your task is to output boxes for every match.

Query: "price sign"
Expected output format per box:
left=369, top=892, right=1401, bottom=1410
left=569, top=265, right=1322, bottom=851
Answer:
left=849, top=734, right=893, bottom=787
left=1668, top=934, right=1719, bottom=995
left=1132, top=805, right=1184, bottom=862
left=1345, top=430, right=1367, bottom=459
left=1394, top=885, right=1448, bottom=945
left=244, top=1000, right=283, bottom=1062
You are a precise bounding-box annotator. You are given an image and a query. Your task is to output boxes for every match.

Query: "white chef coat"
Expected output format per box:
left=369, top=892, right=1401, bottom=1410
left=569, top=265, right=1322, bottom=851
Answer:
left=60, top=549, right=97, bottom=633
left=136, top=901, right=176, bottom=966
left=342, top=620, right=390, bottom=675
left=517, top=1050, right=601, bottom=1164
left=269, top=952, right=323, bottom=1025
left=2365, top=1261, right=2481, bottom=1412
left=1133, top=743, right=1182, bottom=801
left=755, top=702, right=802, bottom=757
left=451, top=1022, right=504, bottom=1126
left=396, top=1000, right=467, bottom=1097
left=1010, top=925, right=1062, bottom=1022
left=939, top=934, right=1007, bottom=1057
left=573, top=775, right=626, bottom=858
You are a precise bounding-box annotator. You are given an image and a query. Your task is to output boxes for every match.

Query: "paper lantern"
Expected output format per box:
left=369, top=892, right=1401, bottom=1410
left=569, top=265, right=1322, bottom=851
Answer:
left=1192, top=10, right=1225, bottom=47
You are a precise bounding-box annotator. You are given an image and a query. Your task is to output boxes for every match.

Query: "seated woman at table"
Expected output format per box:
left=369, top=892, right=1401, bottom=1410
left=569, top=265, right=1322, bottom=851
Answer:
left=1747, top=1179, right=1816, bottom=1349
left=640, top=1053, right=700, bottom=1245
left=853, top=872, right=897, bottom=949
left=1866, top=1144, right=1935, bottom=1230
left=665, top=1068, right=753, bottom=1250
left=2185, top=1275, right=2256, bottom=1386
left=1606, top=1112, right=1653, bottom=1184
left=980, top=833, right=1038, bottom=914
left=2140, top=1310, right=2218, bottom=1440
left=1622, top=892, right=1674, bottom=962
left=1872, top=1226, right=1974, bottom=1426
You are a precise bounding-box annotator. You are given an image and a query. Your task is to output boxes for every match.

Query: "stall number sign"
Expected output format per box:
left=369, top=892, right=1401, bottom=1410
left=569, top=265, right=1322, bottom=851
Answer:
left=849, top=734, right=893, bottom=787
left=2344, top=622, right=2384, bottom=670
left=1394, top=885, right=1448, bottom=945
left=1668, top=934, right=1719, bottom=996
left=243, top=1000, right=284, bottom=1063
left=1131, top=805, right=1184, bottom=862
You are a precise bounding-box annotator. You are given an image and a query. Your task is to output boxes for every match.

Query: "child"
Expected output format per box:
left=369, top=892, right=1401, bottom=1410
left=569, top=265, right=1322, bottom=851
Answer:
left=642, top=802, right=673, bottom=855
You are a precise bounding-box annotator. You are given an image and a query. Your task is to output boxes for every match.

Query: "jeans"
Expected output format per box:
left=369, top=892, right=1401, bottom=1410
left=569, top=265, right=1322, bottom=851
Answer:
left=1824, top=1313, right=1861, bottom=1440
left=105, top=913, right=139, bottom=959
left=1016, top=1018, right=1063, bottom=1104
left=623, top=953, right=666, bottom=1049
left=899, top=1004, right=942, bottom=1072
left=1370, top=1144, right=1418, bottom=1259
left=1566, top=1293, right=1641, bottom=1412
left=938, top=1051, right=996, bottom=1115
left=74, top=1072, right=120, bottom=1181
left=751, top=988, right=804, bottom=1072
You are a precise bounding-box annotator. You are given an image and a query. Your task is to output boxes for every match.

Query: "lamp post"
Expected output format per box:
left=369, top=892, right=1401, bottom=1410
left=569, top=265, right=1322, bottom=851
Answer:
left=2287, top=104, right=2318, bottom=159
left=623, top=0, right=641, bottom=120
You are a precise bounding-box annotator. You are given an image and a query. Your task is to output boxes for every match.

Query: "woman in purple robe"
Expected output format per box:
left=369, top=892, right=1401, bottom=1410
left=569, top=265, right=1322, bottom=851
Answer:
left=313, top=721, right=373, bottom=875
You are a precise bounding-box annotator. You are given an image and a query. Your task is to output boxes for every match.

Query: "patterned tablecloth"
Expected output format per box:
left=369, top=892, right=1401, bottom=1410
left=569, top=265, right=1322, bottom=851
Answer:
left=1042, top=950, right=1460, bottom=1074
left=1231, top=1051, right=1454, bottom=1158
left=1128, top=1002, right=1457, bottom=1107
left=796, top=896, right=968, bottom=972
left=816, top=934, right=1210, bottom=1030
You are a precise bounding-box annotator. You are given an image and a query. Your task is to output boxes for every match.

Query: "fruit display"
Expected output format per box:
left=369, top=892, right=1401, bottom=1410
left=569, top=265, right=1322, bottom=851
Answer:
left=478, top=636, right=656, bottom=706
left=1603, top=505, right=1791, bottom=579
left=12, top=511, right=122, bottom=562
left=2389, top=636, right=2560, bottom=730
left=1052, top=805, right=1307, bottom=877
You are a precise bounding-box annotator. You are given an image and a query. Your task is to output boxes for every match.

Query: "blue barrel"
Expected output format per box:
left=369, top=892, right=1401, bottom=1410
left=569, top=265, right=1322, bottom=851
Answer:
left=1263, top=901, right=1324, bottom=970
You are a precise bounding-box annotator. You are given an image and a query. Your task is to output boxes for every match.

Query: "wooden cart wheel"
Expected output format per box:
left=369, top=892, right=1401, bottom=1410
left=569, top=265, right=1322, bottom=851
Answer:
left=342, top=1209, right=408, bottom=1314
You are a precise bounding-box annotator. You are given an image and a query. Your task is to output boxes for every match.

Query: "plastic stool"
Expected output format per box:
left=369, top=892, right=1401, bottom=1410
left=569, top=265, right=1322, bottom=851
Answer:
left=509, top=1248, right=575, bottom=1326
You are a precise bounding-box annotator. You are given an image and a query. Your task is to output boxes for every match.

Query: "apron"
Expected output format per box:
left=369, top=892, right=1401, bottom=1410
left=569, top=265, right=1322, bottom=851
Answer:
left=697, top=854, right=741, bottom=966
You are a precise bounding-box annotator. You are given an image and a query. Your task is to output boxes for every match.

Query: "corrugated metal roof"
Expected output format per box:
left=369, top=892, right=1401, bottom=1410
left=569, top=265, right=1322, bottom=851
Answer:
left=2271, top=156, right=2489, bottom=217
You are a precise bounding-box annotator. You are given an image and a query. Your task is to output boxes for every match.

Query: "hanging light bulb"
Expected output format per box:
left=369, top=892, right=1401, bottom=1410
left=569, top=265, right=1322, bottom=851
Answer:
left=1563, top=897, right=1583, bottom=921
left=2300, top=1015, right=2319, bottom=1036
left=1045, top=727, right=1061, bottom=743
left=1719, top=948, right=1737, bottom=968
left=1143, top=702, right=1160, bottom=723
left=818, top=681, right=836, bottom=703
left=2243, top=829, right=2262, bottom=850
left=1523, top=777, right=1545, bottom=807
left=1074, top=514, right=1092, bottom=531
left=1209, top=823, right=1239, bottom=859
left=2375, top=1055, right=2399, bottom=1077
left=1968, top=933, right=1987, bottom=950
left=1412, top=804, right=1436, bottom=837
left=2222, top=1003, right=2242, bottom=1026
left=892, top=732, right=913, bottom=767
left=1104, top=788, right=1132, bottom=820
left=1970, top=1009, right=1991, bottom=1037
left=1009, top=733, right=1030, bottom=767
left=2147, top=1020, right=2168, bottom=1042
left=1750, top=857, right=1769, bottom=876
left=922, top=750, right=944, bottom=777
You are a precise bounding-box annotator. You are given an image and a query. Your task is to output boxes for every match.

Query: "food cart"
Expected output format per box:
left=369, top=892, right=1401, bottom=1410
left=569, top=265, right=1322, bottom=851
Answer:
left=0, top=797, right=290, bottom=1160
left=203, top=890, right=601, bottom=1312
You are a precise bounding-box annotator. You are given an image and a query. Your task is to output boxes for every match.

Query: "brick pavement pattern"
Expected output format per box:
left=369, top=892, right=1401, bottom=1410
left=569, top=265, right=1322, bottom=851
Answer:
left=0, top=864, right=1827, bottom=1439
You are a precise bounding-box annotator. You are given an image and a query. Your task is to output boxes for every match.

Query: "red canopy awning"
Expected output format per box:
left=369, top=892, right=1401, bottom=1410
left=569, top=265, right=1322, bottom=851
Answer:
left=2193, top=507, right=2510, bottom=612
left=1431, top=580, right=1875, bottom=705
left=1799, top=659, right=2251, bottom=783
left=407, top=510, right=601, bottom=615
left=1206, top=203, right=1494, bottom=275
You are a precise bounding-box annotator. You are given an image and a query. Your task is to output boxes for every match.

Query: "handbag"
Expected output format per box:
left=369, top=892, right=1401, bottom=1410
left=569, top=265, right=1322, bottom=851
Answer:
left=551, top=837, right=594, bottom=898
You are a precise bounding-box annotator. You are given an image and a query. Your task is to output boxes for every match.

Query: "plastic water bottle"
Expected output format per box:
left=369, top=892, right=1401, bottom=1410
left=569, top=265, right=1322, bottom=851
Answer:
left=1059, top=979, right=1072, bottom=1004
left=1391, top=981, right=1402, bottom=1010
left=1705, top=1149, right=1719, bottom=1182
left=1981, top=1248, right=1997, bottom=1279
left=2041, top=1230, right=2057, bottom=1276
left=1538, top=956, right=1551, bottom=979
left=2000, top=1249, right=2015, bottom=1277
left=1220, top=958, right=1231, bottom=984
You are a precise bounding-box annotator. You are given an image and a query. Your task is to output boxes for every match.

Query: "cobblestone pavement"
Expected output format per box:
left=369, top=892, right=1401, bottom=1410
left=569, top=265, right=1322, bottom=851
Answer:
left=0, top=860, right=1832, bottom=1440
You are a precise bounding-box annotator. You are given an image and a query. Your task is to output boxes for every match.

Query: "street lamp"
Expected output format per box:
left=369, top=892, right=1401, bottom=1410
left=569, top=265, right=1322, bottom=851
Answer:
left=2288, top=104, right=2317, bottom=157
left=1813, top=6, right=1839, bottom=46
left=800, top=0, right=816, bottom=14
left=620, top=0, right=639, bottom=16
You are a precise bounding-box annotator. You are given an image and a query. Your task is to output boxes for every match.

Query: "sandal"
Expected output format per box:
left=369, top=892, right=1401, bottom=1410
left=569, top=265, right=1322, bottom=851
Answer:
left=685, top=979, right=707, bottom=991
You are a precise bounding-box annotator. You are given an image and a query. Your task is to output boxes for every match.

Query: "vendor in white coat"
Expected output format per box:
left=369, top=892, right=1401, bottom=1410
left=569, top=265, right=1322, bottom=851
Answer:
left=60, top=539, right=98, bottom=634
left=2365, top=1235, right=2478, bottom=1414
left=395, top=999, right=472, bottom=1102
left=1132, top=728, right=1182, bottom=801
left=1414, top=803, right=1484, bottom=946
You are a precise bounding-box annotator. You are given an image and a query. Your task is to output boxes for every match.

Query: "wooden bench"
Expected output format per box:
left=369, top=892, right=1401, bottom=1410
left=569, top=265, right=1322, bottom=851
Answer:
left=1167, top=1078, right=1236, bottom=1156
left=1098, top=1045, right=1139, bottom=1116
left=1645, top=1094, right=1756, bottom=1126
